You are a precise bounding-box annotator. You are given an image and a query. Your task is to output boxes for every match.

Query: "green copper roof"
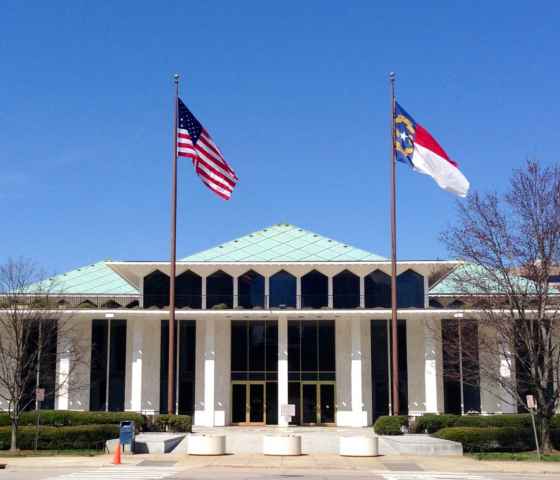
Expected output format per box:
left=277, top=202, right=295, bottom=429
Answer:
left=181, top=223, right=386, bottom=262
left=40, top=261, right=138, bottom=295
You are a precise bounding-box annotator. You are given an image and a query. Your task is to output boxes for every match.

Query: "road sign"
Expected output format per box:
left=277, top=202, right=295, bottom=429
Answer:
left=35, top=388, right=45, bottom=402
left=526, top=394, right=536, bottom=409
left=281, top=404, right=295, bottom=417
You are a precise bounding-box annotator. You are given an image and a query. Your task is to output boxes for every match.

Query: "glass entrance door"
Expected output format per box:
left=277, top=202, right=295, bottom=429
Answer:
left=300, top=382, right=336, bottom=425
left=231, top=382, right=266, bottom=425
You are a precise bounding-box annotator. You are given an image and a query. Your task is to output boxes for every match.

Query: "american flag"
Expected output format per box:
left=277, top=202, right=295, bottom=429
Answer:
left=176, top=98, right=238, bottom=200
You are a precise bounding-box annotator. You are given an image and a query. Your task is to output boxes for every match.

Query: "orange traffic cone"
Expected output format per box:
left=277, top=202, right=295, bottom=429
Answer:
left=112, top=440, right=121, bottom=465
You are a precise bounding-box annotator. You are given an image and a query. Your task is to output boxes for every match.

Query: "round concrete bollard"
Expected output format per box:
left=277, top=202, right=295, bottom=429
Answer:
left=187, top=434, right=226, bottom=455
left=339, top=436, right=379, bottom=457
left=263, top=435, right=302, bottom=456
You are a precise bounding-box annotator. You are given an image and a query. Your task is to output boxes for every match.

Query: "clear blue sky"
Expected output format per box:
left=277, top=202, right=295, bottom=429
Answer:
left=1, top=1, right=559, bottom=275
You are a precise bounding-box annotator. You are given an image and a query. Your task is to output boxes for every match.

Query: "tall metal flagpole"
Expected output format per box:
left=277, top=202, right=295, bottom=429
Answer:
left=168, top=73, right=179, bottom=415
left=389, top=72, right=400, bottom=416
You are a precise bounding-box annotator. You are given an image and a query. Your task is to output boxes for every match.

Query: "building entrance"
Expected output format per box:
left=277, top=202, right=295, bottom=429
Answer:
left=231, top=381, right=267, bottom=425
left=289, top=381, right=336, bottom=425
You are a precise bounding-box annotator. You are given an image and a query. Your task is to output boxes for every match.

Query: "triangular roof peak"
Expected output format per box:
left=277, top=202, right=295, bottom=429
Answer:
left=181, top=223, right=386, bottom=262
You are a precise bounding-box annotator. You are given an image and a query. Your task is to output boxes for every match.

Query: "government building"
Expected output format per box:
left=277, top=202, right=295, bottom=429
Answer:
left=19, top=223, right=516, bottom=426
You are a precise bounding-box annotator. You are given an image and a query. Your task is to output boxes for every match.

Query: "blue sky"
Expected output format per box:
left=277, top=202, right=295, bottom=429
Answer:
left=1, top=1, right=559, bottom=275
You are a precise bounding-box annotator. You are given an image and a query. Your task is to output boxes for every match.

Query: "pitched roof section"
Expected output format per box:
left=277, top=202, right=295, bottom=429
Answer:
left=41, top=261, right=138, bottom=295
left=181, top=223, right=386, bottom=262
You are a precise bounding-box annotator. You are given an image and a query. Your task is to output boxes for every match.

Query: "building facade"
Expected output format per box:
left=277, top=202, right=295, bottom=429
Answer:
left=16, top=224, right=517, bottom=426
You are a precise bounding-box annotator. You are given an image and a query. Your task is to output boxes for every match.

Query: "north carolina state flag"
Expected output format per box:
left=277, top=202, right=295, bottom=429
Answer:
left=394, top=102, right=469, bottom=197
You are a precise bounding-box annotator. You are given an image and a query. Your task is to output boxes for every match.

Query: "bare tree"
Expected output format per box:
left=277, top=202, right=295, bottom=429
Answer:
left=0, top=258, right=88, bottom=451
left=440, top=160, right=560, bottom=452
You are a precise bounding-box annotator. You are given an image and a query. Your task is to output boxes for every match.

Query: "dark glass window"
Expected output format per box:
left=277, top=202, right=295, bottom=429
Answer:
left=21, top=320, right=58, bottom=411
left=301, top=321, right=318, bottom=371
left=442, top=319, right=480, bottom=414
left=301, top=270, right=328, bottom=309
left=269, top=270, right=296, bottom=308
left=333, top=270, right=360, bottom=309
left=178, top=320, right=196, bottom=415
left=397, top=269, right=424, bottom=308
left=176, top=271, right=202, bottom=309
left=288, top=382, right=301, bottom=425
left=90, top=319, right=108, bottom=411
left=207, top=270, right=233, bottom=309
left=238, top=270, right=265, bottom=309
left=144, top=270, right=170, bottom=308
left=266, top=382, right=278, bottom=425
left=231, top=320, right=277, bottom=380
left=365, top=270, right=391, bottom=308
left=287, top=320, right=335, bottom=380
left=370, top=319, right=408, bottom=420
left=159, top=319, right=177, bottom=414
left=108, top=320, right=127, bottom=411
left=429, top=299, right=444, bottom=308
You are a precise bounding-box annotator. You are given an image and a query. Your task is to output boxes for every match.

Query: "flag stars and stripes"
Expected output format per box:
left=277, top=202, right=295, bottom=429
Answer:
left=176, top=98, right=238, bottom=200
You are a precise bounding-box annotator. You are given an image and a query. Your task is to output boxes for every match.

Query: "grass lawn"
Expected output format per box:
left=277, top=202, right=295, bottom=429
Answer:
left=470, top=452, right=560, bottom=462
left=0, top=449, right=103, bottom=457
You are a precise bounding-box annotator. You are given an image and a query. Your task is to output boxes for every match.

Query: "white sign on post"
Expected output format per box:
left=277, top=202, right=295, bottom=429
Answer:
left=35, top=388, right=45, bottom=402
left=526, top=394, right=536, bottom=410
left=281, top=404, right=296, bottom=418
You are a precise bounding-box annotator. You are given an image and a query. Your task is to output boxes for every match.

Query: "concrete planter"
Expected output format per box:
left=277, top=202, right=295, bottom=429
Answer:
left=187, top=434, right=226, bottom=455
left=339, top=436, right=379, bottom=457
left=263, top=435, right=302, bottom=456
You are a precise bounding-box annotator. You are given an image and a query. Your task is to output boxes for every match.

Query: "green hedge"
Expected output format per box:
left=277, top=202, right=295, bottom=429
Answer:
left=0, top=411, right=146, bottom=428
left=0, top=425, right=119, bottom=450
left=374, top=416, right=408, bottom=435
left=146, top=415, right=192, bottom=433
left=434, top=427, right=536, bottom=452
left=413, top=414, right=545, bottom=434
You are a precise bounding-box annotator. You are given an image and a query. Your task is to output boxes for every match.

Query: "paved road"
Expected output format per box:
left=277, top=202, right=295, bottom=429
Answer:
left=3, top=466, right=560, bottom=480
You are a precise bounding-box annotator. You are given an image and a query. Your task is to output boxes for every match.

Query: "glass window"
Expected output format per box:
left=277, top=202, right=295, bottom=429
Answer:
left=230, top=320, right=277, bottom=380
left=287, top=322, right=300, bottom=373
left=333, top=270, right=360, bottom=309
left=90, top=319, right=108, bottom=411
left=397, top=269, right=424, bottom=308
left=238, top=270, right=265, bottom=309
left=178, top=320, right=196, bottom=415
left=207, top=270, right=233, bottom=309
left=108, top=320, right=127, bottom=411
left=318, top=321, right=335, bottom=371
left=301, top=321, right=318, bottom=371
left=365, top=270, right=391, bottom=308
left=144, top=270, right=170, bottom=308
left=269, top=270, right=296, bottom=308
left=249, top=321, right=266, bottom=371
left=159, top=319, right=177, bottom=414
left=176, top=271, right=202, bottom=309
left=288, top=320, right=335, bottom=378
left=301, top=270, right=328, bottom=309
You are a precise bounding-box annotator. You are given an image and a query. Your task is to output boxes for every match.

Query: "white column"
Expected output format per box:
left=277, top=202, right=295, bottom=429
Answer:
left=233, top=276, right=239, bottom=308
left=328, top=276, right=333, bottom=309
left=129, top=320, right=144, bottom=412
left=424, top=318, right=442, bottom=413
left=201, top=277, right=207, bottom=309
left=56, top=336, right=71, bottom=410
left=203, top=317, right=216, bottom=426
left=296, top=277, right=302, bottom=309
left=359, top=276, right=365, bottom=308
left=278, top=315, right=289, bottom=426
left=424, top=276, right=429, bottom=308
left=351, top=318, right=366, bottom=426
left=264, top=276, right=270, bottom=309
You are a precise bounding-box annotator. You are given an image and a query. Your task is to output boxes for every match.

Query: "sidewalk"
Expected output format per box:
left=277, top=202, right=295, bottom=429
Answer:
left=5, top=453, right=560, bottom=475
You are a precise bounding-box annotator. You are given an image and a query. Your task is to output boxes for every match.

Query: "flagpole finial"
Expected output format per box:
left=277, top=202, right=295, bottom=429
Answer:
left=173, top=73, right=180, bottom=84
left=389, top=72, right=396, bottom=81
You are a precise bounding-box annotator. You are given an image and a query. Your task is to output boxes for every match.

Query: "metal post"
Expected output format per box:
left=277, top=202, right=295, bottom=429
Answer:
left=458, top=318, right=465, bottom=415
left=389, top=72, right=399, bottom=416
left=168, top=74, right=180, bottom=414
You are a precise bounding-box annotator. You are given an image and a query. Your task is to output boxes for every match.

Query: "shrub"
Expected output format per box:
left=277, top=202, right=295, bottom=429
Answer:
left=0, top=425, right=119, bottom=450
left=454, top=414, right=532, bottom=429
left=0, top=411, right=146, bottom=429
left=434, top=427, right=535, bottom=452
left=412, top=414, right=458, bottom=433
left=374, top=415, right=408, bottom=435
left=148, top=415, right=192, bottom=433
